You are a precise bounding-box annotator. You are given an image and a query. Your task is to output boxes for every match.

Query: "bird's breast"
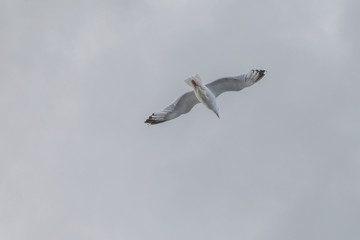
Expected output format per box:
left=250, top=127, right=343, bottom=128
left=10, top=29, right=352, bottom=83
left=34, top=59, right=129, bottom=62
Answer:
left=194, top=86, right=216, bottom=108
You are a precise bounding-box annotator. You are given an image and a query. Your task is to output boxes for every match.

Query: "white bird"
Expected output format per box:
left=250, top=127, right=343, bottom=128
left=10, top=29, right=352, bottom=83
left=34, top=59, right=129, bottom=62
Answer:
left=145, top=69, right=266, bottom=125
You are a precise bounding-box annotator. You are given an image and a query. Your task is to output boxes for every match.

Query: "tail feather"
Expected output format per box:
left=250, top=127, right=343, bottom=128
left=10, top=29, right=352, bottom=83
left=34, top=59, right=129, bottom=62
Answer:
left=184, top=74, right=203, bottom=88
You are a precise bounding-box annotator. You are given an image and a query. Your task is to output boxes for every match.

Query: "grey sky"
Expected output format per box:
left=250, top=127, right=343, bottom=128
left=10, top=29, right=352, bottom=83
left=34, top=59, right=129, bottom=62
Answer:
left=1, top=0, right=359, bottom=239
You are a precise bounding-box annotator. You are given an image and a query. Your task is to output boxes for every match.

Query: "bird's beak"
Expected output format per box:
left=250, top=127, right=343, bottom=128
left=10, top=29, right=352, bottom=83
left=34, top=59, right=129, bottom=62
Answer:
left=216, top=113, right=220, bottom=119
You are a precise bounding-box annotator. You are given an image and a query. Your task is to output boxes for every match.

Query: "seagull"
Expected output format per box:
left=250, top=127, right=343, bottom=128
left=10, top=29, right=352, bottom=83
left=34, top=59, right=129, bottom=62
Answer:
left=145, top=69, right=266, bottom=125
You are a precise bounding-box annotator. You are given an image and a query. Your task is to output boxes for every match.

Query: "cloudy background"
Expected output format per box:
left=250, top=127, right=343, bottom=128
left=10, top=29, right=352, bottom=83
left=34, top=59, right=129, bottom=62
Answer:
left=1, top=0, right=359, bottom=239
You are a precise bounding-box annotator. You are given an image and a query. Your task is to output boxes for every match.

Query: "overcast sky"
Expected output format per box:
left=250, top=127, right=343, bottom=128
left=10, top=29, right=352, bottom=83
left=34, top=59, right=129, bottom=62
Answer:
left=1, top=0, right=359, bottom=239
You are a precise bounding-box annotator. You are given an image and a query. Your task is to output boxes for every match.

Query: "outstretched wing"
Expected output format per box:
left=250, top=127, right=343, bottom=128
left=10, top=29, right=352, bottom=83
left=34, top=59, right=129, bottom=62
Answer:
left=145, top=91, right=200, bottom=125
left=206, top=69, right=266, bottom=97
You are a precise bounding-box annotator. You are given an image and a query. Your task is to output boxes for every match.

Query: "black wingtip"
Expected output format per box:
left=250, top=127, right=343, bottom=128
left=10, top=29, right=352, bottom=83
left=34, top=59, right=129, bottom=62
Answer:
left=144, top=113, right=166, bottom=125
left=252, top=69, right=266, bottom=82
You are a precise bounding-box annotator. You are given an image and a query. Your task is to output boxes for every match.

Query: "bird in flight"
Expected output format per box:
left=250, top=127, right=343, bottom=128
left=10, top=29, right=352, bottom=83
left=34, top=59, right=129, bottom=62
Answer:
left=145, top=69, right=266, bottom=125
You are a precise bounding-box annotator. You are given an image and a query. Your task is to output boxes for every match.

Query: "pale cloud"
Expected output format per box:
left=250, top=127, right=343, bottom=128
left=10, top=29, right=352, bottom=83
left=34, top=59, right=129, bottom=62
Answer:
left=0, top=0, right=359, bottom=239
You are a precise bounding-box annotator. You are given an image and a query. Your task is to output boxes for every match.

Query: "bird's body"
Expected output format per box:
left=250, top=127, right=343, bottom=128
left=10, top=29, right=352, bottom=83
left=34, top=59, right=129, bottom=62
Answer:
left=145, top=69, right=265, bottom=125
left=185, top=74, right=219, bottom=118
